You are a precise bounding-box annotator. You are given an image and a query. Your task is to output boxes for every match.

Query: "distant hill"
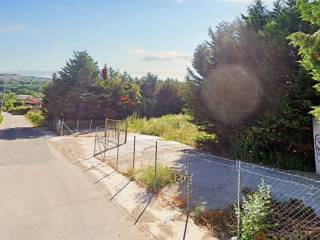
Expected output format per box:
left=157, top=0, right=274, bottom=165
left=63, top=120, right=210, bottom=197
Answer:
left=0, top=73, right=51, bottom=82
left=0, top=73, right=51, bottom=97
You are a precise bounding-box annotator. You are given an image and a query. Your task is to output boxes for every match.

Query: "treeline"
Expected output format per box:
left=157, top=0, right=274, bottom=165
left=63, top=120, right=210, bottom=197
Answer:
left=43, top=52, right=184, bottom=120
left=43, top=0, right=319, bottom=171
left=186, top=0, right=319, bottom=171
left=0, top=77, right=48, bottom=97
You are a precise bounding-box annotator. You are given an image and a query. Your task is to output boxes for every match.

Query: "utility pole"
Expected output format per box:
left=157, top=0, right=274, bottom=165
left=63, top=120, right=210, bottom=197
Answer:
left=1, top=79, right=6, bottom=112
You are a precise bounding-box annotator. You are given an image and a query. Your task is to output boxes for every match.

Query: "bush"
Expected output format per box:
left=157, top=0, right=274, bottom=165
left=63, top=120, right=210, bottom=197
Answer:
left=132, top=165, right=178, bottom=192
left=127, top=114, right=216, bottom=147
left=236, top=107, right=315, bottom=172
left=238, top=180, right=271, bottom=240
left=8, top=106, right=31, bottom=115
left=26, top=110, right=45, bottom=127
left=193, top=206, right=202, bottom=224
left=0, top=112, right=3, bottom=125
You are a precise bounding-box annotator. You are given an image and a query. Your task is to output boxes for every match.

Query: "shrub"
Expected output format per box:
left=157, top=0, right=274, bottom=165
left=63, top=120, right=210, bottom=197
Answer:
left=133, top=165, right=179, bottom=192
left=193, top=206, right=202, bottom=224
left=8, top=106, right=31, bottom=115
left=26, top=110, right=45, bottom=127
left=127, top=114, right=216, bottom=147
left=239, top=180, right=271, bottom=240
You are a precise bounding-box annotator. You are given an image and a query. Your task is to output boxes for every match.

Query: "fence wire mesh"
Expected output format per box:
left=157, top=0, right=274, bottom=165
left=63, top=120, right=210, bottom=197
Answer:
left=88, top=125, right=320, bottom=239
left=239, top=162, right=320, bottom=239
left=51, top=116, right=108, bottom=136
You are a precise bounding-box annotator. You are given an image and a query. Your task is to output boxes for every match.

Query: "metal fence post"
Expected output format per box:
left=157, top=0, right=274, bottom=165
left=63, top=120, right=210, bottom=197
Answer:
left=125, top=121, right=128, bottom=143
left=104, top=124, right=107, bottom=161
left=187, top=153, right=191, bottom=215
left=76, top=116, right=79, bottom=134
left=93, top=127, right=97, bottom=156
left=89, top=119, right=92, bottom=133
left=54, top=118, right=60, bottom=135
left=154, top=141, right=158, bottom=192
left=60, top=118, right=64, bottom=136
left=237, top=160, right=241, bottom=239
left=133, top=136, right=136, bottom=170
left=116, top=124, right=120, bottom=169
left=53, top=116, right=56, bottom=130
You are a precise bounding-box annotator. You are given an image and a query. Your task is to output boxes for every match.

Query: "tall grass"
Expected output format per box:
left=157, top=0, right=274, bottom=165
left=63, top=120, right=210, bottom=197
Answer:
left=127, top=114, right=216, bottom=147
left=26, top=110, right=45, bottom=127
left=133, top=165, right=174, bottom=192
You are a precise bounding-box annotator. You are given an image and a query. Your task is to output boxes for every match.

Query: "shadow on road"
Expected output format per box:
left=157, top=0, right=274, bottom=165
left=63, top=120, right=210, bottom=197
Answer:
left=0, top=127, right=46, bottom=140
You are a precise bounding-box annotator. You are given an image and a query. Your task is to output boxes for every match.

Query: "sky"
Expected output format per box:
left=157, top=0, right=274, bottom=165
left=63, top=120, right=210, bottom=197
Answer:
left=0, top=0, right=259, bottom=80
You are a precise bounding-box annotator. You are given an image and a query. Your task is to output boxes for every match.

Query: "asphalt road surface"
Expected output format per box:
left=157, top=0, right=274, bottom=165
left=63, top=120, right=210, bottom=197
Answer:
left=0, top=112, right=146, bottom=240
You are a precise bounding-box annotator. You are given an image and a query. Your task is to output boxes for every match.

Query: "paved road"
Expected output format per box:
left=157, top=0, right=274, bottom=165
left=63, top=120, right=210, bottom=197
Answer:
left=0, top=112, right=146, bottom=240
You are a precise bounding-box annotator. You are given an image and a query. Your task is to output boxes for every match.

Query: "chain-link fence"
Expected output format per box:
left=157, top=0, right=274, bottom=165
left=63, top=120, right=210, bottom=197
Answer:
left=185, top=156, right=320, bottom=239
left=238, top=162, right=320, bottom=239
left=89, top=124, right=320, bottom=239
left=51, top=116, right=106, bottom=136
left=94, top=133, right=190, bottom=197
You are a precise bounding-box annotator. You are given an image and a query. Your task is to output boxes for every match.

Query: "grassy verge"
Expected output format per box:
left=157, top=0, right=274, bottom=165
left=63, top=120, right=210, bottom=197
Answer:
left=8, top=106, right=31, bottom=115
left=127, top=114, right=216, bottom=147
left=26, top=110, right=45, bottom=127
left=128, top=165, right=185, bottom=192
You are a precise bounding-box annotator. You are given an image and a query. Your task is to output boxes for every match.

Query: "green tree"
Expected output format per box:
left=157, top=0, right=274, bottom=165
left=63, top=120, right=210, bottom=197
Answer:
left=242, top=0, right=269, bottom=32
left=186, top=21, right=287, bottom=155
left=136, top=73, right=184, bottom=117
left=237, top=0, right=317, bottom=171
left=288, top=0, right=320, bottom=118
left=43, top=51, right=99, bottom=119
left=154, top=78, right=184, bottom=117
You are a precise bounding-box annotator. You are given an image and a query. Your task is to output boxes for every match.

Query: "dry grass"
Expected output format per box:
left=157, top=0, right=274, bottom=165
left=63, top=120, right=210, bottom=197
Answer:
left=127, top=114, right=216, bottom=147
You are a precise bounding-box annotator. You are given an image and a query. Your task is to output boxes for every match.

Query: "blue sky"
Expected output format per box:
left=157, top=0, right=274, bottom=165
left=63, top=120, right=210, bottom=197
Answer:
left=0, top=0, right=257, bottom=79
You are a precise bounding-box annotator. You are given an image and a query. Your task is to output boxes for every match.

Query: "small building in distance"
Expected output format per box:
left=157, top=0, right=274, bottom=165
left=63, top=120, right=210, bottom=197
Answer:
left=16, top=95, right=42, bottom=109
left=25, top=98, right=42, bottom=109
left=16, top=94, right=32, bottom=101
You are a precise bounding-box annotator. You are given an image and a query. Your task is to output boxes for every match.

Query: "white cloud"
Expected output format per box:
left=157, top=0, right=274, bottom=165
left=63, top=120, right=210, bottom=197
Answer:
left=0, top=25, right=26, bottom=33
left=127, top=48, right=191, bottom=62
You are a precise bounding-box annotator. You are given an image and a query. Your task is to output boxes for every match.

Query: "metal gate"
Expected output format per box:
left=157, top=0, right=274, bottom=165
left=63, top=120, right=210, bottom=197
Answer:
left=93, top=118, right=128, bottom=157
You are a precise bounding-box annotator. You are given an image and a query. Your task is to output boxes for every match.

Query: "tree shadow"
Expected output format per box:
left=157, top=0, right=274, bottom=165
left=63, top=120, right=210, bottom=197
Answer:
left=0, top=127, right=46, bottom=140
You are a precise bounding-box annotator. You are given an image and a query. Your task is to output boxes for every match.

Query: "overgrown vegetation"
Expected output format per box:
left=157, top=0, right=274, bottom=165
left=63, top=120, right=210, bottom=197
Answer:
left=127, top=114, right=216, bottom=147
left=192, top=181, right=320, bottom=239
left=131, top=165, right=178, bottom=192
left=239, top=180, right=271, bottom=240
left=43, top=52, right=184, bottom=121
left=185, top=0, right=318, bottom=171
left=288, top=0, right=320, bottom=119
left=26, top=110, right=45, bottom=127
left=41, top=0, right=320, bottom=172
